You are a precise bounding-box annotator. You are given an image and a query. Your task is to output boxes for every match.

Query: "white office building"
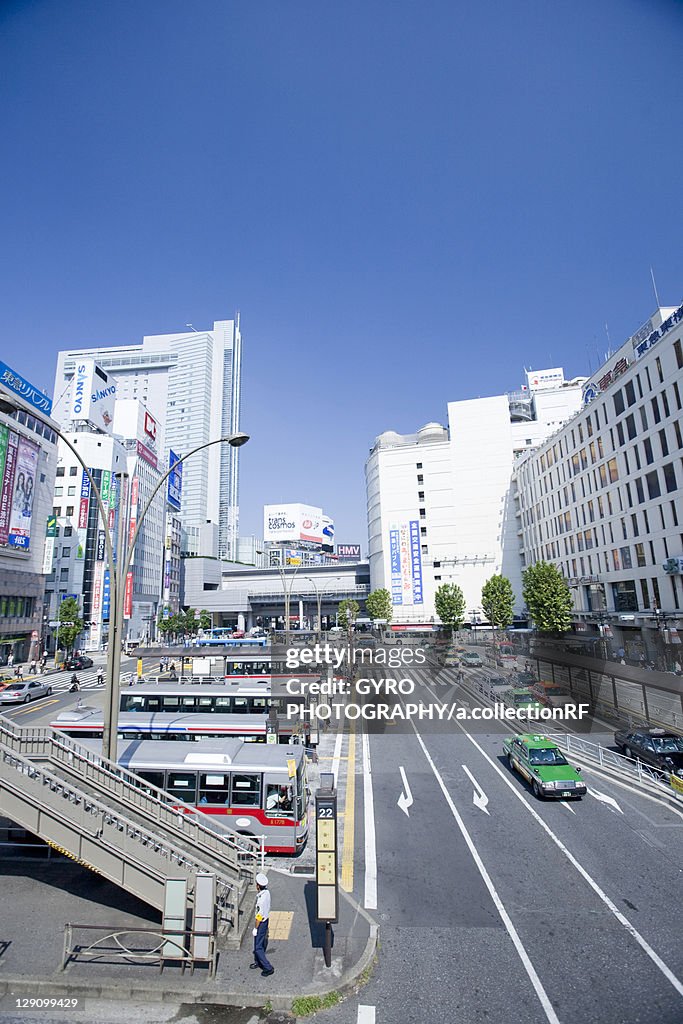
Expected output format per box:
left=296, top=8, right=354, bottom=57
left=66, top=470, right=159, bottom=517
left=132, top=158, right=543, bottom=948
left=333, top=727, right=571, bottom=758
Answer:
left=514, top=303, right=683, bottom=661
left=52, top=317, right=243, bottom=559
left=366, top=369, right=586, bottom=624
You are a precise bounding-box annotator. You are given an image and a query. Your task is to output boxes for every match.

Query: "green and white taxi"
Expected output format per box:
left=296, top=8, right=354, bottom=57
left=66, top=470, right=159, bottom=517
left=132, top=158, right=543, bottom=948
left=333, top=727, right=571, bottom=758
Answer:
left=503, top=733, right=587, bottom=799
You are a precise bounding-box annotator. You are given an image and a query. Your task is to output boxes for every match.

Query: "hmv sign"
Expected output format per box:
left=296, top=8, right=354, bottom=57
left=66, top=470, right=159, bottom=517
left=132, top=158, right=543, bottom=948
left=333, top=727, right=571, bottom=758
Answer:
left=336, top=543, right=361, bottom=562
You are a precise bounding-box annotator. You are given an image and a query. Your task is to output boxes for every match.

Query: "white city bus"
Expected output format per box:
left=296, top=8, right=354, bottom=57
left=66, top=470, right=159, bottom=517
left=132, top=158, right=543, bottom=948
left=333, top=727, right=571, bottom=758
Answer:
left=78, top=737, right=309, bottom=855
left=51, top=707, right=306, bottom=744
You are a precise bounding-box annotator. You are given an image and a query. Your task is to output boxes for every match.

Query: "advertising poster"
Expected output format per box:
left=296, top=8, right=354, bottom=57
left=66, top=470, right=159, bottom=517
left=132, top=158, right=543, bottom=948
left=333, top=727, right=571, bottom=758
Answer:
left=102, top=570, right=111, bottom=621
left=7, top=435, right=37, bottom=550
left=388, top=521, right=423, bottom=606
left=167, top=450, right=182, bottom=511
left=70, top=360, right=115, bottom=433
left=123, top=570, right=133, bottom=620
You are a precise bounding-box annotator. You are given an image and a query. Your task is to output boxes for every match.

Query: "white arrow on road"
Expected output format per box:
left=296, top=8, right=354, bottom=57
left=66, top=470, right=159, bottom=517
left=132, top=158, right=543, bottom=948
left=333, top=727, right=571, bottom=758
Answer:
left=397, top=765, right=413, bottom=816
left=462, top=764, right=490, bottom=814
left=590, top=789, right=623, bottom=814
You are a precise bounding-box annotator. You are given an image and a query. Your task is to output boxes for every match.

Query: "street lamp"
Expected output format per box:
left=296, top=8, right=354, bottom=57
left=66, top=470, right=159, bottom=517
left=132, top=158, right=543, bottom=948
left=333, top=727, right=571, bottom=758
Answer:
left=0, top=391, right=249, bottom=759
left=469, top=610, right=480, bottom=643
left=304, top=577, right=342, bottom=639
left=276, top=562, right=301, bottom=644
left=651, top=607, right=670, bottom=670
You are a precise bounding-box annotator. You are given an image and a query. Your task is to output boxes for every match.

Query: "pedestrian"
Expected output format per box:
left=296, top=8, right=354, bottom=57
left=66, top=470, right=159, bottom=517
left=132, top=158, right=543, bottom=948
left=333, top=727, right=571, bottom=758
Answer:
left=159, top=659, right=164, bottom=674
left=250, top=873, right=274, bottom=977
left=7, top=653, right=13, bottom=669
left=16, top=664, right=23, bottom=680
left=40, top=654, right=48, bottom=672
left=29, top=658, right=37, bottom=675
left=97, top=669, right=104, bottom=686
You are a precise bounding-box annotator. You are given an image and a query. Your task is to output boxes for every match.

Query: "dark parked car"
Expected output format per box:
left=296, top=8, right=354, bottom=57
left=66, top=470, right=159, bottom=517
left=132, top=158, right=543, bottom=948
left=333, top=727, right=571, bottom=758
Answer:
left=65, top=655, right=94, bottom=671
left=614, top=727, right=683, bottom=779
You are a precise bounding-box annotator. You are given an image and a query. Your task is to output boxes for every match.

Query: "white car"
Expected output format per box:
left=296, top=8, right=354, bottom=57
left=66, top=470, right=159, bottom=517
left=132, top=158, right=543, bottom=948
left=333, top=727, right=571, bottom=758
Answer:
left=0, top=679, right=52, bottom=704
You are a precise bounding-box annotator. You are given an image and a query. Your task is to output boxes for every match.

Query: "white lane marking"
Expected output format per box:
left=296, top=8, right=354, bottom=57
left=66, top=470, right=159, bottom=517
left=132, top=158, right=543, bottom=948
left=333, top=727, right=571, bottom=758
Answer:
left=590, top=789, right=624, bottom=814
left=559, top=801, right=576, bottom=814
left=397, top=765, right=413, bottom=816
left=362, top=730, right=378, bottom=911
left=421, top=686, right=683, bottom=1000
left=357, top=1006, right=376, bottom=1024
left=462, top=764, right=490, bottom=814
left=411, top=723, right=560, bottom=1024
left=332, top=728, right=344, bottom=788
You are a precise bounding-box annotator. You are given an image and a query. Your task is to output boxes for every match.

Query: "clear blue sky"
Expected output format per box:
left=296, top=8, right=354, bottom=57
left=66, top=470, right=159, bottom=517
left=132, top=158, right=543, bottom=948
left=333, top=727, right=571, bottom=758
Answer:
left=2, top=0, right=682, bottom=548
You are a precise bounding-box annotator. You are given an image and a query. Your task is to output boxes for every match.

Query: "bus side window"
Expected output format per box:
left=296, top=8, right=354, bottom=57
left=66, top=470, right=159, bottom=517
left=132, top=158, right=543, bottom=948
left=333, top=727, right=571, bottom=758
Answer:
left=231, top=773, right=261, bottom=807
left=199, top=772, right=230, bottom=805
left=137, top=770, right=165, bottom=793
left=166, top=771, right=197, bottom=804
left=233, top=698, right=249, bottom=715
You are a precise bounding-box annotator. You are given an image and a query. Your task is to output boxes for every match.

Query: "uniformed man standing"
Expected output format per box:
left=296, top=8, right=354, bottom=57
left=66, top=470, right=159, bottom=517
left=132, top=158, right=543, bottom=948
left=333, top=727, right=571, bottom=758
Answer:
left=250, top=872, right=274, bottom=977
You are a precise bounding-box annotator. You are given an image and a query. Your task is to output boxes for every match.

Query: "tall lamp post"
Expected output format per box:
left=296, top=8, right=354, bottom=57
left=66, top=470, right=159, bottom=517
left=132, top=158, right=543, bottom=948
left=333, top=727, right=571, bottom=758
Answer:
left=277, top=563, right=301, bottom=644
left=0, top=393, right=249, bottom=760
left=651, top=606, right=669, bottom=670
left=304, top=577, right=342, bottom=639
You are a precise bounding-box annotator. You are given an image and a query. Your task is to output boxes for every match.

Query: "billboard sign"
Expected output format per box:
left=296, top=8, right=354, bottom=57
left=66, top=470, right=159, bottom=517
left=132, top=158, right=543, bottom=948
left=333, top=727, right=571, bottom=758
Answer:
left=102, top=570, right=111, bottom=621
left=0, top=361, right=52, bottom=416
left=167, top=450, right=182, bottom=511
left=7, top=435, right=39, bottom=549
left=388, top=522, right=423, bottom=607
left=263, top=503, right=323, bottom=543
left=321, top=516, right=335, bottom=553
left=71, top=360, right=115, bottom=432
left=336, top=543, right=361, bottom=562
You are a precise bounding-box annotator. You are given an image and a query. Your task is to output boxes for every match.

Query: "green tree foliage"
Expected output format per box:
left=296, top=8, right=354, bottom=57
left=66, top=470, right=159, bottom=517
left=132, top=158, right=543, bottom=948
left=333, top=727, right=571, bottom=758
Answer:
left=522, top=561, right=573, bottom=634
left=365, top=588, right=393, bottom=623
left=481, top=575, right=515, bottom=630
left=198, top=609, right=212, bottom=632
left=434, top=583, right=466, bottom=632
left=57, top=597, right=83, bottom=654
left=337, top=598, right=360, bottom=629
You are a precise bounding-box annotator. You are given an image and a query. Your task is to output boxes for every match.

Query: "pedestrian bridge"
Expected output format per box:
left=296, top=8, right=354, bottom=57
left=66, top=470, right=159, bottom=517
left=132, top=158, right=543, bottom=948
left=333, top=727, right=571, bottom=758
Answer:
left=0, top=715, right=259, bottom=941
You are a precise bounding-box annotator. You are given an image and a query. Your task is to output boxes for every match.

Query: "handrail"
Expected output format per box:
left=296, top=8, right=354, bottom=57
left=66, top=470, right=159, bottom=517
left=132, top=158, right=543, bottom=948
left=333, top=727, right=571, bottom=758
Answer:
left=0, top=715, right=262, bottom=869
left=0, top=745, right=242, bottom=921
left=550, top=731, right=683, bottom=798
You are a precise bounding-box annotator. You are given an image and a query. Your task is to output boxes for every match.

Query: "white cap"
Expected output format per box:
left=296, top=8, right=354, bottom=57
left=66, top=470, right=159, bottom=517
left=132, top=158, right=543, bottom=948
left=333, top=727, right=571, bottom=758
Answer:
left=256, top=872, right=269, bottom=887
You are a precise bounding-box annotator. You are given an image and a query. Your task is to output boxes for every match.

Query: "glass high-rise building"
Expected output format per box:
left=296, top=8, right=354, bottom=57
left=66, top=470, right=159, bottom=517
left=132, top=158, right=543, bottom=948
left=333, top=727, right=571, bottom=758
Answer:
left=53, top=317, right=243, bottom=559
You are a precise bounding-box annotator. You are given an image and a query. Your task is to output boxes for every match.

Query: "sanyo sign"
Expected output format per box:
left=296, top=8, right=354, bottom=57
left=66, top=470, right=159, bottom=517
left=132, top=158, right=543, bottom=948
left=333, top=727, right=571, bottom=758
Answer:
left=71, top=360, right=116, bottom=434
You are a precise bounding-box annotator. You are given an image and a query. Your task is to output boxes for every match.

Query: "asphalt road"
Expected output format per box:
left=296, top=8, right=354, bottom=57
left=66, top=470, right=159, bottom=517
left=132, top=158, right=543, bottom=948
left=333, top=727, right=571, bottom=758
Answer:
left=313, top=660, right=683, bottom=1024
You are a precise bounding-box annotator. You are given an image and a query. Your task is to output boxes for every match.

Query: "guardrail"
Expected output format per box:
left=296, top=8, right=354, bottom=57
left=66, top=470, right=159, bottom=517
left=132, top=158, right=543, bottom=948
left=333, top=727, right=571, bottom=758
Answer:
left=551, top=731, right=683, bottom=799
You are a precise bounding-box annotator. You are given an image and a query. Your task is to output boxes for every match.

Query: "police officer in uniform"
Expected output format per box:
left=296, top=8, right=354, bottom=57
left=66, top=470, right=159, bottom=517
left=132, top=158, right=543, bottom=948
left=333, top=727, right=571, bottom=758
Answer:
left=250, top=872, right=274, bottom=977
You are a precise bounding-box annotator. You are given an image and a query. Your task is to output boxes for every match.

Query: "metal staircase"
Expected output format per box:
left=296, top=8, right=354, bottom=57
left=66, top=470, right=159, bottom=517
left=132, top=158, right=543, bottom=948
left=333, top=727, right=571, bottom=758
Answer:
left=0, top=715, right=260, bottom=939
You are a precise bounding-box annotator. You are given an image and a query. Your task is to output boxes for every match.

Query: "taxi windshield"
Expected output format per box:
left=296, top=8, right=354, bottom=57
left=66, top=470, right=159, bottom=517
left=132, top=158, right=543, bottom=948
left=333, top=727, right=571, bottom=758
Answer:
left=528, top=747, right=568, bottom=766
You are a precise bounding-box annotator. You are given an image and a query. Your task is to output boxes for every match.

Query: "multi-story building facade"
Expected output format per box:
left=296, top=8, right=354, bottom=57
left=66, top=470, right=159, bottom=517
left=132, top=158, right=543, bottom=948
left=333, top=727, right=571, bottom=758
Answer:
left=0, top=362, right=59, bottom=665
left=52, top=316, right=244, bottom=559
left=366, top=369, right=586, bottom=623
left=515, top=303, right=683, bottom=662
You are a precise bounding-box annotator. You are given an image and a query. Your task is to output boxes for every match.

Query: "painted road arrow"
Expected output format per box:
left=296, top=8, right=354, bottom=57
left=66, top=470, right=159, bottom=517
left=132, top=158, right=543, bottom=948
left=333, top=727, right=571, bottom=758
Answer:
left=590, top=789, right=623, bottom=814
left=397, top=766, right=413, bottom=816
left=462, top=764, right=490, bottom=814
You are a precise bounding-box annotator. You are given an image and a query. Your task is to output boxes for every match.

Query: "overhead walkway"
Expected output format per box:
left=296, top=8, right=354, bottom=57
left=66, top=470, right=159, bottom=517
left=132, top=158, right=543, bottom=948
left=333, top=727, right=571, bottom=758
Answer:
left=0, top=715, right=259, bottom=940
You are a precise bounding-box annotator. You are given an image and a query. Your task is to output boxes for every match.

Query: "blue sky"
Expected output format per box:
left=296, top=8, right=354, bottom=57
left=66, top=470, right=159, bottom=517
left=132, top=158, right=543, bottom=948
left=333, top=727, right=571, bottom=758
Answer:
left=1, top=0, right=682, bottom=548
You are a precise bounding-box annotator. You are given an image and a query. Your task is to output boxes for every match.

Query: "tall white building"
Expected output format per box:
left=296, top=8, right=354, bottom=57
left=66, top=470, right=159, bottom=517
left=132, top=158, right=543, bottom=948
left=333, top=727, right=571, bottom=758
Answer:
left=53, top=317, right=244, bottom=559
left=366, top=368, right=586, bottom=623
left=514, top=303, right=683, bottom=661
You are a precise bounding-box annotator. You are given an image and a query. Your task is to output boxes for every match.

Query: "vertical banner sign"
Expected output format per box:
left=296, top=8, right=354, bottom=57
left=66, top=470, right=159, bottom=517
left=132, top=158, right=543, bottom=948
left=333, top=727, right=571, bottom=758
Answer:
left=77, top=469, right=91, bottom=560
left=389, top=527, right=402, bottom=606
left=409, top=520, right=424, bottom=605
left=124, top=570, right=133, bottom=620
left=128, top=476, right=139, bottom=547
left=167, top=450, right=182, bottom=511
left=8, top=435, right=38, bottom=549
left=102, top=570, right=111, bottom=621
left=42, top=515, right=58, bottom=575
left=96, top=530, right=106, bottom=561
left=0, top=430, right=19, bottom=546
left=399, top=523, right=411, bottom=604
left=0, top=425, right=9, bottom=516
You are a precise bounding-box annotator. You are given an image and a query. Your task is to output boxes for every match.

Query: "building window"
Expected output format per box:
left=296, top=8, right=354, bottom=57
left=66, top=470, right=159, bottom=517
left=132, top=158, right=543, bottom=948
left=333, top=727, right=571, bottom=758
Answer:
left=59, top=568, right=69, bottom=581
left=613, top=390, right=625, bottom=416
left=417, top=475, right=423, bottom=484
left=69, top=466, right=78, bottom=476
left=625, top=414, right=636, bottom=440
left=418, top=491, right=424, bottom=501
left=434, top=575, right=441, bottom=581
left=420, top=527, right=427, bottom=536
left=419, top=508, right=426, bottom=518
left=64, top=525, right=73, bottom=537
left=663, top=462, right=677, bottom=493
left=635, top=478, right=644, bottom=503
left=635, top=543, right=646, bottom=567
left=62, top=547, right=71, bottom=557
left=674, top=338, right=683, bottom=369
left=66, top=505, right=74, bottom=516
left=643, top=437, right=654, bottom=465
left=651, top=396, right=661, bottom=424
left=620, top=546, right=632, bottom=569
left=56, top=466, right=65, bottom=477
left=416, top=462, right=422, bottom=469
left=607, top=458, right=619, bottom=483
left=645, top=470, right=661, bottom=500
left=640, top=579, right=650, bottom=607
left=67, top=486, right=76, bottom=496
left=625, top=380, right=636, bottom=406
left=616, top=422, right=625, bottom=446
left=658, top=429, right=669, bottom=458
left=661, top=389, right=670, bottom=418
left=674, top=381, right=682, bottom=411
left=421, top=545, right=428, bottom=554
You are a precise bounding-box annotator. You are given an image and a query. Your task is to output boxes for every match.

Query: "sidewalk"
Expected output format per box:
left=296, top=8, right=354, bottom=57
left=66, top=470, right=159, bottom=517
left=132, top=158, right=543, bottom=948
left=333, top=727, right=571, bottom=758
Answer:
left=0, top=853, right=377, bottom=1014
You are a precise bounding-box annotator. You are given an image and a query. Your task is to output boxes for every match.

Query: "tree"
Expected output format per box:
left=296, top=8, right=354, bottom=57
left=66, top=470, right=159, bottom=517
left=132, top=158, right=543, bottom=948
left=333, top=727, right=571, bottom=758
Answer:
left=57, top=597, right=83, bottom=654
left=198, top=609, right=212, bottom=632
left=182, top=608, right=199, bottom=637
left=481, top=575, right=515, bottom=631
left=434, top=583, right=466, bottom=633
left=337, top=598, right=360, bottom=629
left=522, top=561, right=573, bottom=634
left=365, top=588, right=393, bottom=624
